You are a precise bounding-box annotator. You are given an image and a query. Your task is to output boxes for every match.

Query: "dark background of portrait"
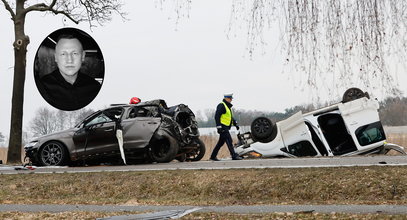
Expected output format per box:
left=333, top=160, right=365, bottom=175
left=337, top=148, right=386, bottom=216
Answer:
left=34, top=27, right=105, bottom=81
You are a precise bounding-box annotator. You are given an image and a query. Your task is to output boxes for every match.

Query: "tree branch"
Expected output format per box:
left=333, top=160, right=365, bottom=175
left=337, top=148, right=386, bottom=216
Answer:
left=24, top=0, right=79, bottom=24
left=24, top=0, right=56, bottom=13
left=1, top=0, right=15, bottom=20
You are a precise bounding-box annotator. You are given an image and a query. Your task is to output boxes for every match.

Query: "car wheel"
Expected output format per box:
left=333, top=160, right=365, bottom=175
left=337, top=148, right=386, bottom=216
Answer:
left=251, top=117, right=277, bottom=143
left=150, top=133, right=179, bottom=163
left=342, top=87, right=370, bottom=103
left=38, top=141, right=68, bottom=166
left=175, top=154, right=186, bottom=162
left=186, top=138, right=206, bottom=162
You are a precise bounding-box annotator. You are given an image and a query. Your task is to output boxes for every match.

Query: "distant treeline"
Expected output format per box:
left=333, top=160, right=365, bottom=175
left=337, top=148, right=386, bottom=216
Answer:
left=196, top=97, right=407, bottom=127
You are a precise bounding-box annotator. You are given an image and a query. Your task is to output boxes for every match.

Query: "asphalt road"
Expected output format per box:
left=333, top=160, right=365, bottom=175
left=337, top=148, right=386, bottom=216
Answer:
left=1, top=155, right=407, bottom=175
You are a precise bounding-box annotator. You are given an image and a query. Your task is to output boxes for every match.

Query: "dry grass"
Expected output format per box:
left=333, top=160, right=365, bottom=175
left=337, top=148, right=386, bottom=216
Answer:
left=0, top=211, right=141, bottom=220
left=2, top=167, right=407, bottom=206
left=387, top=133, right=407, bottom=148
left=1, top=211, right=406, bottom=220
left=200, top=135, right=235, bottom=160
left=0, top=147, right=6, bottom=164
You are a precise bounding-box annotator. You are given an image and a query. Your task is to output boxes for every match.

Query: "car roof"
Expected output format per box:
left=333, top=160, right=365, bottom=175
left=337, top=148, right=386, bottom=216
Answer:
left=108, top=99, right=168, bottom=109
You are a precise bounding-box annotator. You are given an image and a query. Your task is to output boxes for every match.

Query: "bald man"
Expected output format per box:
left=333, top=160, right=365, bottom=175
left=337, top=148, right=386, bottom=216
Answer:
left=39, top=35, right=101, bottom=111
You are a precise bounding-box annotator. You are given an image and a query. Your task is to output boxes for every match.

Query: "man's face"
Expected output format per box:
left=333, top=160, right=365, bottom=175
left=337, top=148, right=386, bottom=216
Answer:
left=54, top=38, right=85, bottom=77
left=225, top=97, right=233, bottom=103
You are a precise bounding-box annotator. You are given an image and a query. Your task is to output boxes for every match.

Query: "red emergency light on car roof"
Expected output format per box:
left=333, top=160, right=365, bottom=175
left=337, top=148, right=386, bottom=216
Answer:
left=130, top=97, right=141, bottom=104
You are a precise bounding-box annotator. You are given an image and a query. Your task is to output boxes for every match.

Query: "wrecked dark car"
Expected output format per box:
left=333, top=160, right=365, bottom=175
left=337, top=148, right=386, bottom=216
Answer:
left=24, top=99, right=205, bottom=166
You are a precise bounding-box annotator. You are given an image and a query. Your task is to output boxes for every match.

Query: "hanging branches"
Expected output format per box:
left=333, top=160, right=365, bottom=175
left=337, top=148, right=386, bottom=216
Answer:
left=230, top=0, right=407, bottom=98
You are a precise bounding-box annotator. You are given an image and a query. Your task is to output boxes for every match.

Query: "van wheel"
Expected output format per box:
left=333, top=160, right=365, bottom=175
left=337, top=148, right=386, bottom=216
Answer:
left=342, top=88, right=369, bottom=103
left=251, top=117, right=277, bottom=143
left=149, top=133, right=179, bottom=163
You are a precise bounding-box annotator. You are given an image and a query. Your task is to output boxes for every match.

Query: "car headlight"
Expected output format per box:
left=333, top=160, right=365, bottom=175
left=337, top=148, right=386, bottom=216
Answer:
left=24, top=141, right=39, bottom=150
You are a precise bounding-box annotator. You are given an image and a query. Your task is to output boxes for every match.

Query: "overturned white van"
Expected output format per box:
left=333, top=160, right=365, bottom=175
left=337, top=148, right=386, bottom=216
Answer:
left=235, top=88, right=405, bottom=158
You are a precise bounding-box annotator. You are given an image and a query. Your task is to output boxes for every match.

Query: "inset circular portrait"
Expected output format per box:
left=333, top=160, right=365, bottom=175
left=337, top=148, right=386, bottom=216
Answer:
left=34, top=27, right=104, bottom=111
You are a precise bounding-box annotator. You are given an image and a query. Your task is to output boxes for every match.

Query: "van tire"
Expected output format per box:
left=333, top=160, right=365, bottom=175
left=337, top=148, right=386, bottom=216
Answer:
left=251, top=117, right=277, bottom=143
left=342, top=88, right=369, bottom=103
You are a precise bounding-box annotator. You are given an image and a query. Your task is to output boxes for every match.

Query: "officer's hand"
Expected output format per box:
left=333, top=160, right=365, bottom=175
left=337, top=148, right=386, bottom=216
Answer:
left=236, top=125, right=240, bottom=130
left=216, top=126, right=223, bottom=134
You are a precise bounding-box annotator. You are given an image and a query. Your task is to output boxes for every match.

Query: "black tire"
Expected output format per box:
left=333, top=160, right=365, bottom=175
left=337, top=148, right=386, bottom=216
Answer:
left=175, top=154, right=186, bottom=162
left=251, top=117, right=277, bottom=143
left=186, top=138, right=206, bottom=162
left=342, top=87, right=369, bottom=103
left=38, top=141, right=69, bottom=166
left=150, top=133, right=179, bottom=163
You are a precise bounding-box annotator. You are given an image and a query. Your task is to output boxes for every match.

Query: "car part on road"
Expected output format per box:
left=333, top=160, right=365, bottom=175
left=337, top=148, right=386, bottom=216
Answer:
left=380, top=143, right=407, bottom=155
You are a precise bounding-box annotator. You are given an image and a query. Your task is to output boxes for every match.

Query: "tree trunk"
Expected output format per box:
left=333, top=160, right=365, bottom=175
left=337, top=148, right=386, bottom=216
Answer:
left=7, top=0, right=28, bottom=164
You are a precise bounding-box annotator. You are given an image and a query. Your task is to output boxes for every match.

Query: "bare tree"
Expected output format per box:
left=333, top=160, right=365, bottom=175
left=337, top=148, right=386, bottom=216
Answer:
left=1, top=0, right=125, bottom=164
left=0, top=132, right=5, bottom=143
left=229, top=0, right=407, bottom=98
left=29, top=107, right=58, bottom=137
left=29, top=107, right=94, bottom=137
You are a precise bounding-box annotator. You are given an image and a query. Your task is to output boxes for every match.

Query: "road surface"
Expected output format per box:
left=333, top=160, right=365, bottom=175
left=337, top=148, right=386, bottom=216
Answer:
left=1, top=155, right=406, bottom=175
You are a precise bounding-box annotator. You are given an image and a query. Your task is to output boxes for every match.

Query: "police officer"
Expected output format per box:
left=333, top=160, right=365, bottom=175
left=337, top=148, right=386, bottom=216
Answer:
left=210, top=93, right=243, bottom=161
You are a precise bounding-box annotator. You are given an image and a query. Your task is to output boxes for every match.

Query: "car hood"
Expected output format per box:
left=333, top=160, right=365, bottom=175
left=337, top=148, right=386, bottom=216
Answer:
left=30, top=128, right=77, bottom=143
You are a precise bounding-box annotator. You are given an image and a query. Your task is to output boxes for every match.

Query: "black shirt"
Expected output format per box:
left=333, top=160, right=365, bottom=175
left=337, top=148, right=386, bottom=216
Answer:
left=38, top=69, right=101, bottom=111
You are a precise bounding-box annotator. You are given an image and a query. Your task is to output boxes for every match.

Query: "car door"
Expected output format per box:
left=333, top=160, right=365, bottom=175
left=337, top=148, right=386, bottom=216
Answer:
left=279, top=111, right=319, bottom=156
left=73, top=108, right=122, bottom=157
left=121, top=106, right=162, bottom=149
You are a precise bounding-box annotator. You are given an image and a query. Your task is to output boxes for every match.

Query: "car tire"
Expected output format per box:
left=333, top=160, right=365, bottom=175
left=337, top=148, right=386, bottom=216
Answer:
left=150, top=133, right=179, bottom=163
left=186, top=138, right=206, bottom=162
left=342, top=87, right=369, bottom=103
left=251, top=117, right=277, bottom=143
left=176, top=154, right=187, bottom=162
left=38, top=141, right=69, bottom=166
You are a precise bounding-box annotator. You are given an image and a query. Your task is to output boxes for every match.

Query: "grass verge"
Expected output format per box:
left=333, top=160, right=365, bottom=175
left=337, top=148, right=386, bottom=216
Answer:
left=1, top=211, right=407, bottom=220
left=1, top=166, right=407, bottom=206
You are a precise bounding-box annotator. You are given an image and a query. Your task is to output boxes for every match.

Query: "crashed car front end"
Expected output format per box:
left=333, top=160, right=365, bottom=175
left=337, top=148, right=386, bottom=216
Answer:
left=161, top=104, right=200, bottom=146
left=24, top=140, right=41, bottom=164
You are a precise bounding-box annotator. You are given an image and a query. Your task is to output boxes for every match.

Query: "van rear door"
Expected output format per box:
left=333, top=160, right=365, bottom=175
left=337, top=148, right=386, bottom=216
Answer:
left=338, top=97, right=385, bottom=150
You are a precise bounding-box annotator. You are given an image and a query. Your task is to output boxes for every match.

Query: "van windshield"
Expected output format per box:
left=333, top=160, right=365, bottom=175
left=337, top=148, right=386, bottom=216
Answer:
left=355, top=121, right=386, bottom=146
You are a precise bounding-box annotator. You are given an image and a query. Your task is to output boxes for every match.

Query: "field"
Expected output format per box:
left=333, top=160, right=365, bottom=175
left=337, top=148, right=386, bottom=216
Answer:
left=0, top=147, right=6, bottom=164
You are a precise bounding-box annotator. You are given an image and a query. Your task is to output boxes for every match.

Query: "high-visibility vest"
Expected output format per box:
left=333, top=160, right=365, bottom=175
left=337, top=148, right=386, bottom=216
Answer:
left=220, top=102, right=232, bottom=126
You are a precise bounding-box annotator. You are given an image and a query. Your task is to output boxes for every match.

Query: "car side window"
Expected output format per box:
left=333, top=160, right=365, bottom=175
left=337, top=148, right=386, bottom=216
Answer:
left=85, top=108, right=123, bottom=126
left=86, top=114, right=112, bottom=127
left=287, top=141, right=318, bottom=157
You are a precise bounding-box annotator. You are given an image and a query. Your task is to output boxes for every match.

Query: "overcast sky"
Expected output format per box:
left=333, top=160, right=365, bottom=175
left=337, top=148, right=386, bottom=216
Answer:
left=1, top=1, right=406, bottom=137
